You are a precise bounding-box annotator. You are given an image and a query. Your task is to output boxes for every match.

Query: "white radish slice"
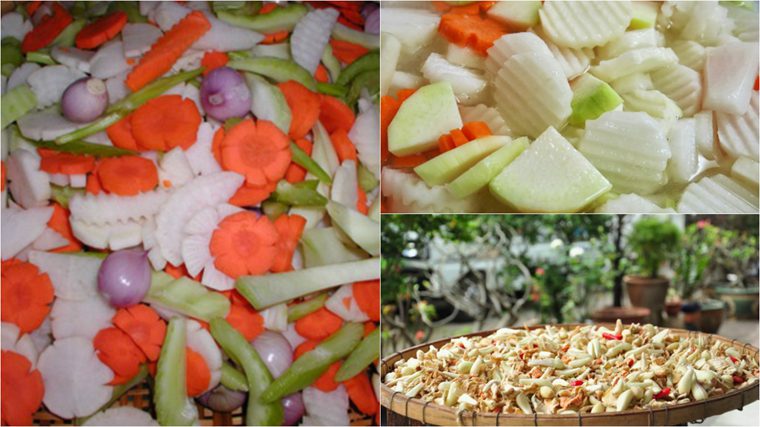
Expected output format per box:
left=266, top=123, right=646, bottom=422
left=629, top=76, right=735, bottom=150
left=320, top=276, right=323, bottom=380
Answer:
left=380, top=33, right=401, bottom=97
left=531, top=26, right=594, bottom=80
left=70, top=219, right=110, bottom=249
left=539, top=1, right=632, bottom=48
left=89, top=40, right=131, bottom=80
left=49, top=173, right=69, bottom=187
left=727, top=3, right=759, bottom=42
left=731, top=157, right=759, bottom=191
left=105, top=72, right=129, bottom=103
left=621, top=89, right=682, bottom=121
left=349, top=104, right=380, bottom=179
left=282, top=322, right=307, bottom=350
left=186, top=320, right=222, bottom=394
left=493, top=52, right=572, bottom=139
left=51, top=47, right=94, bottom=73
left=7, top=62, right=40, bottom=91
left=325, top=285, right=370, bottom=322
left=185, top=122, right=222, bottom=176
left=421, top=53, right=486, bottom=103
left=1, top=12, right=32, bottom=40
left=37, top=337, right=113, bottom=419
left=69, top=190, right=169, bottom=226
left=28, top=251, right=101, bottom=301
left=331, top=160, right=359, bottom=209
left=591, top=47, right=678, bottom=82
left=27, top=65, right=86, bottom=109
left=32, top=227, right=69, bottom=251
left=486, top=32, right=551, bottom=78
left=147, top=246, right=167, bottom=271
left=446, top=44, right=485, bottom=70
left=381, top=167, right=480, bottom=213
left=83, top=406, right=158, bottom=426
left=29, top=317, right=52, bottom=355
left=597, top=29, right=659, bottom=60
left=108, top=220, right=144, bottom=250
left=668, top=1, right=733, bottom=46
left=122, top=23, right=163, bottom=58
left=216, top=203, right=242, bottom=220
left=670, top=40, right=706, bottom=71
left=140, top=1, right=160, bottom=16
left=694, top=111, right=717, bottom=160
left=651, top=64, right=702, bottom=117
left=50, top=295, right=115, bottom=340
left=291, top=8, right=340, bottom=74
left=302, top=385, right=350, bottom=426
left=459, top=104, right=511, bottom=136
left=6, top=148, right=51, bottom=208
left=1, top=322, right=39, bottom=367
left=610, top=73, right=653, bottom=95
left=667, top=118, right=698, bottom=185
left=678, top=174, right=758, bottom=213
left=184, top=206, right=219, bottom=236
left=142, top=217, right=157, bottom=250
left=1, top=206, right=53, bottom=260
left=17, top=108, right=86, bottom=141
left=201, top=259, right=234, bottom=291
left=380, top=8, right=440, bottom=56
left=69, top=173, right=87, bottom=188
left=172, top=49, right=205, bottom=73
left=260, top=303, right=288, bottom=332
left=390, top=71, right=424, bottom=93
left=181, top=233, right=212, bottom=277
left=703, top=42, right=759, bottom=115
left=158, top=147, right=194, bottom=189
left=579, top=111, right=671, bottom=195
left=716, top=92, right=759, bottom=162
left=596, top=194, right=676, bottom=214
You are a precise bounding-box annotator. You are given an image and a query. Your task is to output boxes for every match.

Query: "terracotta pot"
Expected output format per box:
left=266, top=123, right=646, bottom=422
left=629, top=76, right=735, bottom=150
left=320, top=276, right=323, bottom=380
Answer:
left=591, top=306, right=651, bottom=324
left=624, top=275, right=669, bottom=325
left=665, top=300, right=682, bottom=318
left=699, top=299, right=726, bottom=334
left=715, top=286, right=759, bottom=319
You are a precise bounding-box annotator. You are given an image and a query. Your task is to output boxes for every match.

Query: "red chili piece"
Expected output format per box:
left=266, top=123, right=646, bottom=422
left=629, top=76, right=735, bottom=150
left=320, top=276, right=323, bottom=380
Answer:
left=654, top=387, right=671, bottom=399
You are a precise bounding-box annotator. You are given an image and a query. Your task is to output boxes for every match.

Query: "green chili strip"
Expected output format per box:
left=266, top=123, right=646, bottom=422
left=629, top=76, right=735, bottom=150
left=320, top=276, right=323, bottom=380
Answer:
left=335, top=51, right=379, bottom=87
left=317, top=82, right=348, bottom=98
left=290, top=141, right=332, bottom=184
left=271, top=181, right=328, bottom=207
left=26, top=50, right=56, bottom=65
left=335, top=328, right=380, bottom=381
left=287, top=293, right=328, bottom=322
left=228, top=57, right=317, bottom=91
left=220, top=361, right=249, bottom=392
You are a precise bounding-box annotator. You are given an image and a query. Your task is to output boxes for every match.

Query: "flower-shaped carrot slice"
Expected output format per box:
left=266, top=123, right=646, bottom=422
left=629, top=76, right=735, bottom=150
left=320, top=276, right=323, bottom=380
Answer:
left=219, top=119, right=291, bottom=187
left=112, top=304, right=167, bottom=361
left=97, top=156, right=158, bottom=196
left=1, top=259, right=55, bottom=333
left=210, top=211, right=278, bottom=278
left=1, top=350, right=44, bottom=426
left=131, top=95, right=201, bottom=151
left=93, top=327, right=147, bottom=385
left=271, top=214, right=307, bottom=273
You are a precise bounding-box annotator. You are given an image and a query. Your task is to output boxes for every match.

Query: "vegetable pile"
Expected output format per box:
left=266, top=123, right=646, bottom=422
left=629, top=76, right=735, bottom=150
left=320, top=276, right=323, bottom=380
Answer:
left=1, top=1, right=380, bottom=425
left=380, top=0, right=759, bottom=213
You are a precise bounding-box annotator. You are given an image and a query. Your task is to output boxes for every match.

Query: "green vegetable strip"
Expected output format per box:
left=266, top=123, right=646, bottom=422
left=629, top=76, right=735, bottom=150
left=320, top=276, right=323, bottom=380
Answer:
left=210, top=318, right=284, bottom=426
left=261, top=200, right=289, bottom=220
left=287, top=293, right=328, bottom=322
left=220, top=361, right=249, bottom=392
left=155, top=317, right=196, bottom=426
left=52, top=19, right=87, bottom=47
left=54, top=112, right=122, bottom=145
left=334, top=328, right=380, bottom=382
left=32, top=139, right=136, bottom=157
left=216, top=4, right=308, bottom=33
left=1, top=85, right=37, bottom=129
left=76, top=364, right=149, bottom=424
left=261, top=323, right=364, bottom=403
left=236, top=258, right=380, bottom=310
left=1, top=37, right=23, bottom=71
left=228, top=57, right=317, bottom=91
left=321, top=45, right=342, bottom=83
left=332, top=22, right=381, bottom=49
left=145, top=272, right=231, bottom=321
left=107, top=1, right=146, bottom=23
left=336, top=51, right=379, bottom=87
left=346, top=69, right=379, bottom=108
left=316, top=82, right=348, bottom=98
left=108, top=68, right=205, bottom=113
left=26, top=51, right=56, bottom=65
left=358, top=163, right=378, bottom=192
left=290, top=142, right=332, bottom=184
left=50, top=185, right=84, bottom=209
left=271, top=180, right=328, bottom=207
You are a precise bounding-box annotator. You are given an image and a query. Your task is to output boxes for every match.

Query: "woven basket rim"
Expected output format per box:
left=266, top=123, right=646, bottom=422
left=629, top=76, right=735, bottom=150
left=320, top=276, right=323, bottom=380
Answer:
left=379, top=323, right=760, bottom=426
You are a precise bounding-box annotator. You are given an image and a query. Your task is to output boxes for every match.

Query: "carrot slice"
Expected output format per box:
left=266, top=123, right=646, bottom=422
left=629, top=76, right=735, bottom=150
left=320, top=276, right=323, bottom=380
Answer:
left=48, top=203, right=82, bottom=253
left=271, top=214, right=307, bottom=273
left=261, top=30, right=290, bottom=45
left=97, top=155, right=158, bottom=196
left=295, top=307, right=343, bottom=341
left=186, top=347, right=211, bottom=397
left=329, top=39, right=370, bottom=65
left=462, top=121, right=492, bottom=140
left=75, top=11, right=128, bottom=49
left=390, top=153, right=428, bottom=169
left=344, top=372, right=378, bottom=415
left=126, top=10, right=211, bottom=91
left=278, top=81, right=322, bottom=140
left=210, top=211, right=279, bottom=278
left=450, top=129, right=469, bottom=147
left=353, top=280, right=379, bottom=322
left=228, top=181, right=277, bottom=207
left=21, top=3, right=72, bottom=53
left=330, top=129, right=358, bottom=163
left=131, top=95, right=201, bottom=151
left=319, top=95, right=355, bottom=134
left=112, top=304, right=167, bottom=362
left=285, top=138, right=313, bottom=183
left=293, top=340, right=342, bottom=392
left=201, top=51, right=229, bottom=76
left=93, top=327, right=147, bottom=385
left=1, top=259, right=54, bottom=333
left=26, top=1, right=41, bottom=16
left=315, top=64, right=330, bottom=83
left=106, top=114, right=140, bottom=151
left=432, top=1, right=495, bottom=14
left=438, top=12, right=509, bottom=55
left=86, top=166, right=103, bottom=195
left=225, top=300, right=265, bottom=342
left=38, top=148, right=96, bottom=175
left=395, top=89, right=417, bottom=104
left=1, top=351, right=44, bottom=426
left=219, top=119, right=291, bottom=186
left=211, top=127, right=225, bottom=165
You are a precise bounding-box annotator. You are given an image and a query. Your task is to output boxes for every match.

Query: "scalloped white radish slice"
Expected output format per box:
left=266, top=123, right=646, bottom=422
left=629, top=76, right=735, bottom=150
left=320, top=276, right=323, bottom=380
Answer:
left=108, top=220, right=144, bottom=250
left=597, top=29, right=659, bottom=60
left=331, top=160, right=359, bottom=209
left=620, top=89, right=682, bottom=121
left=148, top=246, right=167, bottom=271
left=260, top=304, right=288, bottom=332
left=694, top=111, right=717, bottom=160
left=650, top=64, right=702, bottom=117
left=184, top=206, right=219, bottom=236
left=459, top=104, right=511, bottom=136
left=83, top=406, right=158, bottom=426
left=531, top=26, right=594, bottom=80
left=381, top=167, right=480, bottom=213
left=181, top=233, right=212, bottom=277
left=302, top=385, right=350, bottom=426
left=186, top=320, right=222, bottom=394
left=716, top=92, right=758, bottom=162
left=596, top=194, right=675, bottom=214
left=421, top=53, right=486, bottom=103
left=667, top=118, right=698, bottom=184
left=349, top=104, right=380, bottom=179
left=89, top=40, right=131, bottom=79
left=1, top=322, right=39, bottom=367
left=493, top=52, right=572, bottom=139
left=69, top=190, right=169, bottom=225
left=1, top=12, right=32, bottom=40
left=325, top=284, right=370, bottom=322
left=29, top=316, right=52, bottom=354
left=105, top=72, right=129, bottom=103
left=579, top=111, right=671, bottom=194
left=50, top=295, right=114, bottom=340
left=727, top=3, right=759, bottom=42
left=591, top=47, right=678, bottom=82
left=26, top=65, right=86, bottom=108
left=51, top=47, right=94, bottom=73
left=539, top=1, right=632, bottom=48
left=731, top=157, right=759, bottom=191
left=485, top=32, right=551, bottom=78
left=291, top=8, right=339, bottom=74
left=70, top=219, right=110, bottom=249
left=32, top=227, right=69, bottom=251
left=28, top=251, right=101, bottom=300
left=37, top=337, right=113, bottom=419
left=1, top=206, right=53, bottom=260
left=7, top=62, right=40, bottom=91
left=185, top=122, right=222, bottom=176
left=215, top=203, right=242, bottom=219
left=201, top=260, right=234, bottom=291
left=6, top=148, right=51, bottom=208
left=667, top=1, right=733, bottom=46
left=670, top=40, right=705, bottom=71
left=703, top=42, right=759, bottom=115
left=17, top=108, right=86, bottom=141
left=678, top=174, right=758, bottom=213
left=158, top=147, right=194, bottom=189
left=122, top=23, right=163, bottom=58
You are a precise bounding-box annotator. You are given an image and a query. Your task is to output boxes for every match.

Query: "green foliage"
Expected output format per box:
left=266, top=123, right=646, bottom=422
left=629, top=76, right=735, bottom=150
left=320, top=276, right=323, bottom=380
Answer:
left=627, top=218, right=681, bottom=278
left=673, top=221, right=719, bottom=300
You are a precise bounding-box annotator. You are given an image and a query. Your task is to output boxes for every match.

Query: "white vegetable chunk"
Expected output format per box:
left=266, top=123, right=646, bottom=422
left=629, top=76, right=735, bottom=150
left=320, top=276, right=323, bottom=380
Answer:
left=731, top=157, right=759, bottom=191
left=186, top=320, right=222, bottom=394
left=666, top=118, right=698, bottom=184
left=486, top=32, right=551, bottom=78
left=350, top=103, right=380, bottom=179
left=381, top=168, right=481, bottom=213
left=6, top=148, right=51, bottom=208
left=185, top=122, right=222, bottom=176
left=325, top=284, right=370, bottom=322
left=532, top=26, right=594, bottom=80
left=703, top=42, right=759, bottom=115
left=122, top=23, right=163, bottom=58
left=1, top=322, right=39, bottom=367
left=597, top=29, right=659, bottom=60
left=715, top=91, right=759, bottom=161
left=7, top=62, right=41, bottom=91
left=89, top=40, right=131, bottom=80
left=69, top=189, right=169, bottom=225
left=678, top=174, right=758, bottom=213
left=651, top=64, right=702, bottom=117
left=596, top=194, right=675, bottom=214
left=302, top=386, right=350, bottom=427
left=1, top=12, right=32, bottom=40
left=291, top=8, right=340, bottom=74
left=421, top=53, right=486, bottom=103
left=591, top=47, right=678, bottom=82
left=380, top=8, right=440, bottom=55
left=17, top=108, right=87, bottom=141
left=539, top=1, right=632, bottom=48
left=27, top=65, right=86, bottom=109
left=380, top=32, right=402, bottom=96
left=460, top=104, right=511, bottom=136
left=669, top=40, right=706, bottom=71
left=28, top=251, right=102, bottom=300
left=83, top=407, right=158, bottom=426
left=51, top=47, right=95, bottom=73
left=50, top=295, right=115, bottom=340
left=694, top=111, right=717, bottom=160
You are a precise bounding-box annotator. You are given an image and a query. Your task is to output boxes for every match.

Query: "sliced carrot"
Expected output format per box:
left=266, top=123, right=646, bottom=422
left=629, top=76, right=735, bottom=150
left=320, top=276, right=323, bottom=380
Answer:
left=211, top=127, right=225, bottom=165
left=353, top=280, right=379, bottom=322
left=450, top=129, right=469, bottom=147
left=319, top=95, right=355, bottom=134
left=329, top=39, right=369, bottom=65
left=261, top=30, right=290, bottom=45
left=186, top=347, right=211, bottom=397
left=462, top=121, right=492, bottom=140
left=344, top=372, right=378, bottom=415
left=260, top=3, right=278, bottom=14
left=1, top=350, right=44, bottom=426
left=37, top=148, right=96, bottom=175
left=21, top=3, right=72, bottom=53
left=229, top=181, right=277, bottom=207
left=293, top=340, right=342, bottom=392
left=48, top=203, right=82, bottom=253
left=278, top=81, right=322, bottom=140
left=285, top=138, right=313, bottom=183
left=432, top=1, right=495, bottom=14
left=106, top=114, right=140, bottom=151
left=1, top=259, right=54, bottom=333
left=330, top=129, right=358, bottom=163
left=131, top=95, right=201, bottom=151
left=97, top=156, right=158, bottom=196
left=395, top=89, right=417, bottom=104
left=112, top=304, right=167, bottom=362
left=380, top=96, right=401, bottom=165
left=219, top=119, right=291, bottom=186
left=201, top=51, right=229, bottom=76
left=295, top=307, right=343, bottom=341
left=438, top=12, right=509, bottom=55
left=93, top=327, right=147, bottom=385
left=315, top=63, right=330, bottom=83
left=164, top=263, right=200, bottom=281
left=363, top=322, right=376, bottom=337
left=126, top=10, right=211, bottom=91
left=210, top=211, right=279, bottom=277
left=86, top=167, right=103, bottom=195
left=390, top=153, right=428, bottom=169
left=271, top=214, right=307, bottom=273
left=356, top=185, right=368, bottom=215
left=75, top=11, right=128, bottom=49
left=225, top=300, right=265, bottom=342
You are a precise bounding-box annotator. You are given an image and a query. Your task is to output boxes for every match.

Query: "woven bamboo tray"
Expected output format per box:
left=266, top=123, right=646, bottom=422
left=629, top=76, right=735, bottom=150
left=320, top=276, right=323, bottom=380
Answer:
left=380, top=324, right=760, bottom=426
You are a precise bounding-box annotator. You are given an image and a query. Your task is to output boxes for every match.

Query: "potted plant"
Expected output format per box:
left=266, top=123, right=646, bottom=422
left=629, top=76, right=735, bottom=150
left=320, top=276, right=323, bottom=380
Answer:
left=672, top=220, right=718, bottom=328
left=712, top=229, right=759, bottom=319
left=624, top=218, right=681, bottom=325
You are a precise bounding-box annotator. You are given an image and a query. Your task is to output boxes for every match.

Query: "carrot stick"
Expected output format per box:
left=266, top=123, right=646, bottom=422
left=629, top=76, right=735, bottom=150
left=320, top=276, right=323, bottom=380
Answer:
left=48, top=203, right=82, bottom=253
left=219, top=119, right=291, bottom=186
left=1, top=259, right=54, bottom=333
left=210, top=211, right=279, bottom=277
left=185, top=347, right=211, bottom=397
left=224, top=299, right=265, bottom=341
left=1, top=351, right=44, bottom=426
left=438, top=12, right=509, bottom=55
left=293, top=340, right=342, bottom=392
left=112, top=304, right=167, bottom=362
left=97, top=155, right=158, bottom=196
left=344, top=372, right=378, bottom=415
left=285, top=138, right=313, bottom=183
left=329, top=39, right=370, bottom=65
left=37, top=148, right=96, bottom=175
left=295, top=307, right=343, bottom=341
left=353, top=280, right=379, bottom=322
left=106, top=115, right=140, bottom=151
left=126, top=10, right=211, bottom=91
left=278, top=81, right=322, bottom=140
left=75, top=11, right=128, bottom=49
left=271, top=214, right=307, bottom=273
left=201, top=51, right=229, bottom=76
left=330, top=129, right=358, bottom=163
left=319, top=95, right=355, bottom=134
left=21, top=3, right=72, bottom=53
left=438, top=134, right=455, bottom=152
left=450, top=129, right=469, bottom=147
left=462, top=121, right=492, bottom=140
left=130, top=95, right=201, bottom=151
left=93, top=327, right=147, bottom=385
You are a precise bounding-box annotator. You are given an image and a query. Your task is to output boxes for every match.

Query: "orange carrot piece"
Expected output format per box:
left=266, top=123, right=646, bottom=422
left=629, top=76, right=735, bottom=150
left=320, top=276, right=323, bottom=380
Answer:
left=97, top=156, right=158, bottom=196
left=112, top=304, right=167, bottom=362
left=126, top=11, right=211, bottom=91
left=228, top=181, right=277, bottom=207
left=261, top=30, right=289, bottom=44
left=201, top=51, right=229, bottom=76
left=438, top=12, right=509, bottom=55
left=278, top=81, right=322, bottom=140
left=295, top=307, right=343, bottom=341
left=271, top=214, right=307, bottom=273
left=438, top=134, right=455, bottom=152
left=1, top=259, right=54, bottom=333
left=93, top=327, right=147, bottom=385
left=186, top=347, right=211, bottom=397
left=225, top=300, right=265, bottom=342
left=293, top=340, right=342, bottom=392
left=353, top=280, right=379, bottom=322
left=432, top=1, right=495, bottom=14
left=219, top=119, right=291, bottom=186
left=315, top=63, right=330, bottom=83
left=395, top=89, right=417, bottom=104
left=210, top=211, right=278, bottom=277
left=1, top=351, right=44, bottom=426
left=285, top=138, right=313, bottom=183
left=380, top=96, right=401, bottom=165
left=329, top=39, right=370, bottom=65
left=86, top=169, right=102, bottom=195
left=363, top=321, right=376, bottom=337
left=75, top=11, right=127, bottom=49
left=462, top=121, right=492, bottom=140
left=26, top=1, right=41, bottom=16
left=356, top=185, right=368, bottom=215
left=21, top=3, right=72, bottom=53
left=131, top=95, right=201, bottom=151
left=37, top=148, right=96, bottom=175
left=48, top=203, right=82, bottom=253
left=344, top=372, right=378, bottom=415
left=319, top=95, right=355, bottom=134
left=260, top=3, right=278, bottom=14
left=211, top=127, right=225, bottom=165
left=450, top=129, right=469, bottom=147
left=106, top=114, right=140, bottom=151
left=330, top=129, right=358, bottom=163
left=163, top=264, right=200, bottom=281
left=390, top=153, right=428, bottom=169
